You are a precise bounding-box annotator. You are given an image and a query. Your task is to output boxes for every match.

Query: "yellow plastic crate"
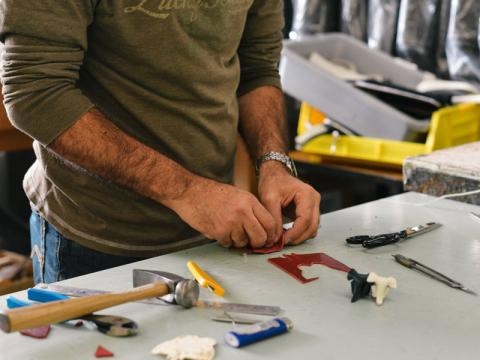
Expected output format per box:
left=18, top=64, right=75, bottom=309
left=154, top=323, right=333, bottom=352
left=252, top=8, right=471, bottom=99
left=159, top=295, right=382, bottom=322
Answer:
left=296, top=102, right=480, bottom=169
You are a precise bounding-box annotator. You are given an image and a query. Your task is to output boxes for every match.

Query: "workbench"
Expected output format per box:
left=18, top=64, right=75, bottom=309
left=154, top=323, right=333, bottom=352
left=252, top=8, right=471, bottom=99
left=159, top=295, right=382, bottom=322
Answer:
left=0, top=191, right=479, bottom=359
left=404, top=141, right=480, bottom=205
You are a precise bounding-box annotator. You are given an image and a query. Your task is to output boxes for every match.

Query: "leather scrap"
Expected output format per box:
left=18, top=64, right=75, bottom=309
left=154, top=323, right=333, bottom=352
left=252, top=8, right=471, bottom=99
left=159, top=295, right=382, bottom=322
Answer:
left=244, top=232, right=286, bottom=254
left=95, top=345, right=114, bottom=358
left=268, top=252, right=351, bottom=283
left=20, top=325, right=51, bottom=339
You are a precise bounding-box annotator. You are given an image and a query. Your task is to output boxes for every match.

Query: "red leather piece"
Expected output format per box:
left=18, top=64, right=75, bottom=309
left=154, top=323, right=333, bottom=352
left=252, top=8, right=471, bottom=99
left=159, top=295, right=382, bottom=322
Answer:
left=95, top=345, right=114, bottom=358
left=20, top=325, right=51, bottom=339
left=268, top=252, right=351, bottom=283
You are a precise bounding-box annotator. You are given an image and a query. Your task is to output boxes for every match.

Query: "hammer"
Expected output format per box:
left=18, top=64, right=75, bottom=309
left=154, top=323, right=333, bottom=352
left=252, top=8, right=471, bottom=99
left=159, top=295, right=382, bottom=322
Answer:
left=0, top=270, right=198, bottom=334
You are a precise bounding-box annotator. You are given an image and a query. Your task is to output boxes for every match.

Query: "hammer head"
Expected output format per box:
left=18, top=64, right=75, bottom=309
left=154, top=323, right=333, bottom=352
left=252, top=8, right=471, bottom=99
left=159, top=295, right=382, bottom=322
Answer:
left=133, top=269, right=199, bottom=308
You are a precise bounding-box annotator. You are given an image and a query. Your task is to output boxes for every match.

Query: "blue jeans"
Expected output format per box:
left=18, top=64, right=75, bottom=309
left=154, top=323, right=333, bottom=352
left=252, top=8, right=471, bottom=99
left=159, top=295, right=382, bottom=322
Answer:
left=30, top=210, right=143, bottom=284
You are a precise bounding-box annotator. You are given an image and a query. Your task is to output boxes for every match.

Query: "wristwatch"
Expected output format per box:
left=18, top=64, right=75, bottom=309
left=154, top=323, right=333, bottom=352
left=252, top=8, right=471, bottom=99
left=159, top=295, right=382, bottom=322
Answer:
left=255, top=151, right=298, bottom=177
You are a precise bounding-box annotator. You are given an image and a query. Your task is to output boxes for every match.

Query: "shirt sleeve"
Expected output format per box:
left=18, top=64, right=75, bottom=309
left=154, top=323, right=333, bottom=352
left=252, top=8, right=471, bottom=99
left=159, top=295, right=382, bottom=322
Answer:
left=236, top=0, right=284, bottom=96
left=0, top=1, right=96, bottom=145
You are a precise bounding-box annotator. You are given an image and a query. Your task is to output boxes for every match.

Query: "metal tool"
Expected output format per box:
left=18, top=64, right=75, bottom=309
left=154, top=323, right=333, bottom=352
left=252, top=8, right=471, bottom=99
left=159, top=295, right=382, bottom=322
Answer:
left=0, top=270, right=199, bottom=334
left=27, top=288, right=138, bottom=336
left=6, top=294, right=138, bottom=337
left=346, top=222, right=442, bottom=248
left=79, top=314, right=138, bottom=337
left=39, top=284, right=282, bottom=316
left=134, top=268, right=279, bottom=318
left=195, top=300, right=281, bottom=316
left=7, top=294, right=138, bottom=337
left=211, top=312, right=264, bottom=325
left=132, top=270, right=198, bottom=307
left=393, top=254, right=477, bottom=296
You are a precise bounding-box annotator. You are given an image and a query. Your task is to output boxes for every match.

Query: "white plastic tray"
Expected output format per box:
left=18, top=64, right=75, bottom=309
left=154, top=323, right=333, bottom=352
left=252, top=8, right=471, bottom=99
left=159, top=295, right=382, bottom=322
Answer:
left=280, top=33, right=431, bottom=141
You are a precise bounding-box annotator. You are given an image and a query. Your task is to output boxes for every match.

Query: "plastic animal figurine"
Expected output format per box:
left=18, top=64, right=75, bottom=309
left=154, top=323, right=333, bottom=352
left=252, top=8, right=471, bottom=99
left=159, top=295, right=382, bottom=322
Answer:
left=367, top=272, right=397, bottom=305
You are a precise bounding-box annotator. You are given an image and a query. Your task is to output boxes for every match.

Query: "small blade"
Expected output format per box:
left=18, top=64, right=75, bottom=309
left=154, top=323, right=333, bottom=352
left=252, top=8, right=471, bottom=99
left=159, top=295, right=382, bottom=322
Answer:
left=195, top=300, right=281, bottom=316
left=460, top=287, right=478, bottom=296
left=405, top=222, right=442, bottom=238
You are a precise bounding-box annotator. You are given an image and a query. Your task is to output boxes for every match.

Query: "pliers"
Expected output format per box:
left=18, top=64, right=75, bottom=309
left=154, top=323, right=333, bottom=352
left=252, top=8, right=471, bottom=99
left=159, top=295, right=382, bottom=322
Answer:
left=6, top=288, right=138, bottom=336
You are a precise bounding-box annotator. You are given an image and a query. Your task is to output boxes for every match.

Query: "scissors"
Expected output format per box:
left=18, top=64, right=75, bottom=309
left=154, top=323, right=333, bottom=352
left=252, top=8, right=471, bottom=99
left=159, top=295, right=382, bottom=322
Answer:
left=346, top=222, right=442, bottom=248
left=393, top=254, right=477, bottom=296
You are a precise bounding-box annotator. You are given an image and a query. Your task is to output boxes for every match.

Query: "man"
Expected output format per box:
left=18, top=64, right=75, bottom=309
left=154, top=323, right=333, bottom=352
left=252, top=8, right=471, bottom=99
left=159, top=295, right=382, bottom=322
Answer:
left=0, top=1, right=320, bottom=284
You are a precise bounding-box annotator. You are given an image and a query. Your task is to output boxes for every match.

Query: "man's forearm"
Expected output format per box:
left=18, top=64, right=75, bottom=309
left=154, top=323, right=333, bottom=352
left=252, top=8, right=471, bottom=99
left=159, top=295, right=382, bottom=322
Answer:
left=49, top=108, right=196, bottom=206
left=238, top=86, right=289, bottom=159
left=239, top=86, right=321, bottom=245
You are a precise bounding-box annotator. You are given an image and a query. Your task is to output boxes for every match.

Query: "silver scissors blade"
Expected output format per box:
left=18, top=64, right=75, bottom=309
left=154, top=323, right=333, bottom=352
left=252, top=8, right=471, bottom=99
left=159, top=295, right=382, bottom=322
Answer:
left=405, top=222, right=442, bottom=238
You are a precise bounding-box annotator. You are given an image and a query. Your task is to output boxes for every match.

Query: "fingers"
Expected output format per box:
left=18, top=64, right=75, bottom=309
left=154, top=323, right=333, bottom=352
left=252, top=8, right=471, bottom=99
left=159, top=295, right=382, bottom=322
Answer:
left=230, top=228, right=249, bottom=248
left=284, top=190, right=321, bottom=245
left=175, top=180, right=279, bottom=249
left=228, top=204, right=276, bottom=249
left=259, top=196, right=284, bottom=247
left=214, top=194, right=276, bottom=249
left=217, top=218, right=272, bottom=249
left=250, top=204, right=277, bottom=247
left=216, top=235, right=233, bottom=248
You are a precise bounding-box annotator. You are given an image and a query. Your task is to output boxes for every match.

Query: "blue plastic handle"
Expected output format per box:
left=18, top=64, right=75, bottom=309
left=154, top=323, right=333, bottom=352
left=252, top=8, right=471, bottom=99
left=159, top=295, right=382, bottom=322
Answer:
left=27, top=288, right=70, bottom=303
left=6, top=296, right=32, bottom=309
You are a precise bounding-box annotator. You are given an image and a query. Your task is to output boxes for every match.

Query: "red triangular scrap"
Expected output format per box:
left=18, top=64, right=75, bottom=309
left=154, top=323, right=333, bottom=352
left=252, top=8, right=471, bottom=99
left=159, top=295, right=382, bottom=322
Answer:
left=95, top=345, right=114, bottom=358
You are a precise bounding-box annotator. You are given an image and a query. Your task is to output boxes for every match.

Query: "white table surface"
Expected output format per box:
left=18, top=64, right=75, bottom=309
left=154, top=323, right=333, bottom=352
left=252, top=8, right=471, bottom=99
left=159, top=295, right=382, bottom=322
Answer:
left=1, top=191, right=479, bottom=359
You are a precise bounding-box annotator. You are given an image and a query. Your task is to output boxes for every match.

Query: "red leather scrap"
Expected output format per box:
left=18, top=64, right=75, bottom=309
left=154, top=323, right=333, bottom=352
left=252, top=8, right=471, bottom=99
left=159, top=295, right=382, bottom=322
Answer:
left=20, top=325, right=51, bottom=339
left=244, top=232, right=286, bottom=254
left=268, top=252, right=352, bottom=283
left=95, top=345, right=114, bottom=358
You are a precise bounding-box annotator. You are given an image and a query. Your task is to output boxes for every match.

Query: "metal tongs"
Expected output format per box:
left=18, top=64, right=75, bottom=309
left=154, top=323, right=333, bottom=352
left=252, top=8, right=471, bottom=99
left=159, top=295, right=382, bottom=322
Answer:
left=393, top=254, right=477, bottom=296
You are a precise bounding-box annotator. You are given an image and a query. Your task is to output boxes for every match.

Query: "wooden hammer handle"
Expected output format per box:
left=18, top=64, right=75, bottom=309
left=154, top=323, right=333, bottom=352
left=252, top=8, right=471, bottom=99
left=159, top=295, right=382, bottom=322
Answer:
left=0, top=282, right=169, bottom=333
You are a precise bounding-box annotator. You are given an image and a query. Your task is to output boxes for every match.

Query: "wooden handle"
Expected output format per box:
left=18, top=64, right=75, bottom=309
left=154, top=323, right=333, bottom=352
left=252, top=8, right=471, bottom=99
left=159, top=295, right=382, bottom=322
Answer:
left=0, top=282, right=169, bottom=333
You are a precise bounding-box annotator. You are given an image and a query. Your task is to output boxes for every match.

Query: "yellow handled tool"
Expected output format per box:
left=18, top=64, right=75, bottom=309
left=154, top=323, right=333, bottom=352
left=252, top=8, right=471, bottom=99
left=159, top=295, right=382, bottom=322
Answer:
left=187, top=261, right=225, bottom=297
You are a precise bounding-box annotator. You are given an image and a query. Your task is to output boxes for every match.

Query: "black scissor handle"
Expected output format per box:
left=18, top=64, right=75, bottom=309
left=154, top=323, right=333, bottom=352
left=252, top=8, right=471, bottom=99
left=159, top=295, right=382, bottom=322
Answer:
left=362, top=233, right=403, bottom=248
left=346, top=231, right=406, bottom=248
left=345, top=235, right=371, bottom=245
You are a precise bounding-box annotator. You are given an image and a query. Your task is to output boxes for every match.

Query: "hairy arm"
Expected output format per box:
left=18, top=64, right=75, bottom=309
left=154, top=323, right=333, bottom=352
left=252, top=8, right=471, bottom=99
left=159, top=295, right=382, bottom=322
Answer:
left=238, top=86, right=321, bottom=244
left=50, top=108, right=193, bottom=205
left=50, top=108, right=277, bottom=248
left=238, top=86, right=289, bottom=158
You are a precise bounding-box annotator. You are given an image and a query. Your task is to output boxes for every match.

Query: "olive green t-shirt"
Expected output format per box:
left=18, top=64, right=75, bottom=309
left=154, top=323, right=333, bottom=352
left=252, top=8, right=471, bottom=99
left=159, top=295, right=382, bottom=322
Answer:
left=0, top=0, right=284, bottom=256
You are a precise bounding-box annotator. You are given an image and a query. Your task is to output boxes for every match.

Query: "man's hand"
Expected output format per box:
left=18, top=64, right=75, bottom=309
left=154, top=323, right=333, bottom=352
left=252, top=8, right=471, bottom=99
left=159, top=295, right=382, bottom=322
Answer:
left=167, top=177, right=277, bottom=249
left=257, top=161, right=321, bottom=246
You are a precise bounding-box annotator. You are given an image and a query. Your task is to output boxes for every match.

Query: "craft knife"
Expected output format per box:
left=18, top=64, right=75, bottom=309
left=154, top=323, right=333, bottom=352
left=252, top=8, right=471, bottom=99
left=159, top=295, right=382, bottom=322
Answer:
left=393, top=254, right=477, bottom=296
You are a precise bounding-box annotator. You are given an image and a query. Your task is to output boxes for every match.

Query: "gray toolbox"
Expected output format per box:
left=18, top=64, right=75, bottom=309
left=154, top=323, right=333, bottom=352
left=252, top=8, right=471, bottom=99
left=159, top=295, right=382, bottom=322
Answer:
left=279, top=33, right=432, bottom=141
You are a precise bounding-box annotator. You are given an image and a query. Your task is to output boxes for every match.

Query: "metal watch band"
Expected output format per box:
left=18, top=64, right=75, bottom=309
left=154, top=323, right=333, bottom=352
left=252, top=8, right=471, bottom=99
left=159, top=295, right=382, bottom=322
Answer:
left=255, top=151, right=298, bottom=177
